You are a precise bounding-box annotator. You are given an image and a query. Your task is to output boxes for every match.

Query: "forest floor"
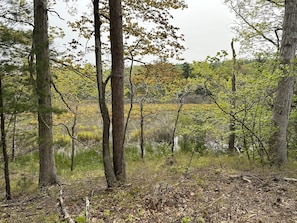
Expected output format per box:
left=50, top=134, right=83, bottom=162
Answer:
left=1, top=155, right=297, bottom=223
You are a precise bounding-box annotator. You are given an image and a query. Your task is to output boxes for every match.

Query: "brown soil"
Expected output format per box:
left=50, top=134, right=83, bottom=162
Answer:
left=1, top=160, right=297, bottom=223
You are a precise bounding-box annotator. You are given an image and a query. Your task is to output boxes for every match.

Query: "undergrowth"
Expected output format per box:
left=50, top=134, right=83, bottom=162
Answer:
left=2, top=148, right=297, bottom=201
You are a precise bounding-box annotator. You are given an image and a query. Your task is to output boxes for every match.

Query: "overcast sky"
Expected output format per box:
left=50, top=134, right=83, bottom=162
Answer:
left=50, top=0, right=236, bottom=63
left=171, top=0, right=236, bottom=62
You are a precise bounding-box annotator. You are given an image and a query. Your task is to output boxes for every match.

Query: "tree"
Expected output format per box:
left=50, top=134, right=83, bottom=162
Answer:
left=33, top=0, right=59, bottom=187
left=0, top=0, right=35, bottom=198
left=269, top=0, right=297, bottom=165
left=67, top=0, right=186, bottom=63
left=109, top=0, right=126, bottom=182
left=223, top=0, right=297, bottom=163
left=181, top=62, right=193, bottom=79
left=0, top=73, right=11, bottom=200
left=228, top=40, right=237, bottom=154
left=93, top=0, right=118, bottom=187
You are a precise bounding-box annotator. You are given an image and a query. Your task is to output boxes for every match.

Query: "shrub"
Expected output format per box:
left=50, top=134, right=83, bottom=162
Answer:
left=77, top=131, right=101, bottom=142
left=54, top=134, right=71, bottom=148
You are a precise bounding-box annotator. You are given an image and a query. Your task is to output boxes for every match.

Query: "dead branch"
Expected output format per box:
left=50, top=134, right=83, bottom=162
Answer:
left=58, top=189, right=75, bottom=223
left=85, top=196, right=90, bottom=222
left=283, top=177, right=297, bottom=182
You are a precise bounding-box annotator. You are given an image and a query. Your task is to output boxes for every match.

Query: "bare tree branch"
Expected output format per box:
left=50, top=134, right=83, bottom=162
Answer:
left=265, top=0, right=284, bottom=7
left=230, top=2, right=279, bottom=50
left=48, top=9, right=65, bottom=20
left=51, top=81, right=73, bottom=113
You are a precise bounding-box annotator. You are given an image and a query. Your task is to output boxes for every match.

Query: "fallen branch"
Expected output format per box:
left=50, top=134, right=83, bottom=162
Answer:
left=85, top=196, right=90, bottom=222
left=283, top=177, right=297, bottom=182
left=58, top=189, right=75, bottom=223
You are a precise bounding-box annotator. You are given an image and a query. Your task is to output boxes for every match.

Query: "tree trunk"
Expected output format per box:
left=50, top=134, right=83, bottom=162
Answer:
left=34, top=0, right=58, bottom=187
left=0, top=74, right=11, bottom=200
left=11, top=113, right=17, bottom=162
left=269, top=0, right=297, bottom=165
left=109, top=0, right=126, bottom=182
left=171, top=95, right=184, bottom=155
left=140, top=102, right=144, bottom=159
left=93, top=0, right=117, bottom=187
left=70, top=106, right=77, bottom=172
left=228, top=40, right=237, bottom=154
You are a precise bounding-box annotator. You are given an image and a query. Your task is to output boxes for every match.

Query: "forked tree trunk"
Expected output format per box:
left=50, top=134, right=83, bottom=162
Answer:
left=109, top=0, right=126, bottom=182
left=269, top=0, right=297, bottom=165
left=34, top=0, right=58, bottom=187
left=93, top=0, right=117, bottom=187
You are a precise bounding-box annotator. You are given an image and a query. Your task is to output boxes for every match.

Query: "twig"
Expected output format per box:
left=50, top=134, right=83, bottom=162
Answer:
left=48, top=9, right=65, bottom=20
left=51, top=81, right=73, bottom=113
left=54, top=123, right=87, bottom=147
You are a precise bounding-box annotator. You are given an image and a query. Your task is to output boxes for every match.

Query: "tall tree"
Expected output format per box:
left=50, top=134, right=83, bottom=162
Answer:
left=109, top=0, right=126, bottom=182
left=269, top=0, right=297, bottom=165
left=0, top=0, right=34, bottom=197
left=93, top=0, right=118, bottom=187
left=34, top=0, right=59, bottom=186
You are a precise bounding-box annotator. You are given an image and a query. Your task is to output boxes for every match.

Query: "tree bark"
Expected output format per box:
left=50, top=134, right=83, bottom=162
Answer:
left=0, top=74, right=11, bottom=200
left=109, top=0, right=126, bottom=182
left=93, top=0, right=117, bottom=187
left=34, top=0, right=58, bottom=187
left=269, top=0, right=297, bottom=165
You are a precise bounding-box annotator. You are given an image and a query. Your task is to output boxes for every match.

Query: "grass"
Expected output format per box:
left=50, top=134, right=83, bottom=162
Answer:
left=2, top=149, right=297, bottom=222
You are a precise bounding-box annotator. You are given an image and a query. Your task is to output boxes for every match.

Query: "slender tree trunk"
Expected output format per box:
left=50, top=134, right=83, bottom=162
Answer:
left=34, top=0, right=58, bottom=187
left=93, top=0, right=117, bottom=187
left=269, top=0, right=297, bottom=165
left=70, top=106, right=77, bottom=172
left=0, top=75, right=11, bottom=200
left=228, top=40, right=237, bottom=154
left=109, top=0, right=126, bottom=182
left=140, top=102, right=144, bottom=159
left=171, top=95, right=184, bottom=155
left=11, top=113, right=17, bottom=162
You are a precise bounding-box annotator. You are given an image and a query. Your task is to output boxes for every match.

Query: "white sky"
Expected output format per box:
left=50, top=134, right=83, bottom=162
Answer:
left=170, top=0, right=236, bottom=62
left=50, top=0, right=236, bottom=63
